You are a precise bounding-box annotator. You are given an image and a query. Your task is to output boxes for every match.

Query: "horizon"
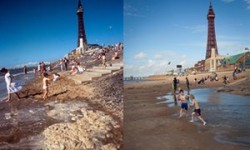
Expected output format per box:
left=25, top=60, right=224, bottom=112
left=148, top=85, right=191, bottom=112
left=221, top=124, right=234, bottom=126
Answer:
left=0, top=0, right=123, bottom=68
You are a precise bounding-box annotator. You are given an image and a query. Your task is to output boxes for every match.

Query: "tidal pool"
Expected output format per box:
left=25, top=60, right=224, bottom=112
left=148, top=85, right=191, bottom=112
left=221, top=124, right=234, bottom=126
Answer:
left=157, top=88, right=250, bottom=146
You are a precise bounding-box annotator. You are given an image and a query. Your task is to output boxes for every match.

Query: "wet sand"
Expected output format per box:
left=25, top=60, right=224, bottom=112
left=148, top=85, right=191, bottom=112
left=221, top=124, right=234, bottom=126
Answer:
left=0, top=69, right=123, bottom=149
left=124, top=70, right=250, bottom=150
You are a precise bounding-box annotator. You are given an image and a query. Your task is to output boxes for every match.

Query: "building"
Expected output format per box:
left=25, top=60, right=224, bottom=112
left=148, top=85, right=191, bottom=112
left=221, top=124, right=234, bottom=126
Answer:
left=76, top=0, right=88, bottom=55
left=217, top=52, right=250, bottom=71
left=193, top=2, right=223, bottom=72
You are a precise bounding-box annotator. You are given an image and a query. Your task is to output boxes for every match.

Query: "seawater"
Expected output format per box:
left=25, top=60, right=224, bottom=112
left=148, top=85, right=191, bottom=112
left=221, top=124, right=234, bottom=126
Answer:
left=0, top=71, right=34, bottom=101
left=157, top=88, right=250, bottom=146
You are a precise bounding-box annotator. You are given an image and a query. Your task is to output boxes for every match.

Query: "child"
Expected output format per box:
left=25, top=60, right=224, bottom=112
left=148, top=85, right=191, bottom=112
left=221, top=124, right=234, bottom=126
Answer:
left=43, top=73, right=51, bottom=100
left=189, top=94, right=207, bottom=125
left=178, top=89, right=188, bottom=118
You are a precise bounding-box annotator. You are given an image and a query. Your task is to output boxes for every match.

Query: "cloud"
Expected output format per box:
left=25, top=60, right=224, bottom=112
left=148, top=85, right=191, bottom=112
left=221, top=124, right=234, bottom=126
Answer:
left=124, top=3, right=145, bottom=17
left=244, top=0, right=250, bottom=9
left=134, top=52, right=147, bottom=60
left=221, top=0, right=235, bottom=3
left=125, top=50, right=194, bottom=77
left=154, top=54, right=162, bottom=59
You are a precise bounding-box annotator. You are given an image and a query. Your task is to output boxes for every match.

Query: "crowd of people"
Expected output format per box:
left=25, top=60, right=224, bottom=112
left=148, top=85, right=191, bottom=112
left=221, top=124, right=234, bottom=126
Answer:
left=0, top=43, right=123, bottom=103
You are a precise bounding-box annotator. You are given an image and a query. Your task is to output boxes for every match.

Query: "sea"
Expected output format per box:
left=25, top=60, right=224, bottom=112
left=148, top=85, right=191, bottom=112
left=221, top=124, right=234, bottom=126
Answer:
left=0, top=68, right=35, bottom=101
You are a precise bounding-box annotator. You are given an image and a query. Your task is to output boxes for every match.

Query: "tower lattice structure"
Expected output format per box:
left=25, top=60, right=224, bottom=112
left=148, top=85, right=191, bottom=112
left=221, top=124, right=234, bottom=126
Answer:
left=77, top=0, right=87, bottom=50
left=206, top=2, right=218, bottom=59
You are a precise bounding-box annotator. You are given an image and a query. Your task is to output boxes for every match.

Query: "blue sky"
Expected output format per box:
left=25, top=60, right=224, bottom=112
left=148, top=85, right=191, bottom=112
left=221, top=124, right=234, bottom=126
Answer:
left=124, top=0, right=250, bottom=77
left=0, top=0, right=123, bottom=68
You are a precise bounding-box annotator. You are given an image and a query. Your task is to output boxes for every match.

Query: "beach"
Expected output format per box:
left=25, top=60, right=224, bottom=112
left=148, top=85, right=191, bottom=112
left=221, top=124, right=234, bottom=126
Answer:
left=124, top=69, right=250, bottom=150
left=0, top=49, right=123, bottom=149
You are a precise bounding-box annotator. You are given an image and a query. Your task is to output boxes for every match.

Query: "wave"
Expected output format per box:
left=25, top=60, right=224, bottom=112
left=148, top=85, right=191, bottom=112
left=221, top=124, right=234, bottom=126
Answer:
left=12, top=71, right=33, bottom=77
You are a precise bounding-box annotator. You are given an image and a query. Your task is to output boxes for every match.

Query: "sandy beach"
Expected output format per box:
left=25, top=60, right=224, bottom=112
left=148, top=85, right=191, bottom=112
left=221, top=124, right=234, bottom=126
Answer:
left=124, top=69, right=250, bottom=150
left=0, top=49, right=123, bottom=149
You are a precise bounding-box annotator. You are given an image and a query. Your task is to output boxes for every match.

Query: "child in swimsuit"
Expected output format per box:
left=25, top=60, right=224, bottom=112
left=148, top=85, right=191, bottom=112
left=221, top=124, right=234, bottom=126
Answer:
left=43, top=73, right=51, bottom=100
left=178, top=89, right=188, bottom=118
left=189, top=94, right=207, bottom=125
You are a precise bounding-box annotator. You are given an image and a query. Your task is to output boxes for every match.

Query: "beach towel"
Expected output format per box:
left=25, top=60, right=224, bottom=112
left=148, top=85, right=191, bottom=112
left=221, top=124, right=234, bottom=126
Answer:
left=7, top=82, right=22, bottom=94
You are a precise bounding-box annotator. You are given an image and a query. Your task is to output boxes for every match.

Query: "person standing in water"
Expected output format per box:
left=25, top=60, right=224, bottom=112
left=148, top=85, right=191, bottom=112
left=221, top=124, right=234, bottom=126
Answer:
left=186, top=77, right=190, bottom=94
left=189, top=94, right=207, bottom=126
left=1, top=68, right=21, bottom=102
left=178, top=89, right=188, bottom=118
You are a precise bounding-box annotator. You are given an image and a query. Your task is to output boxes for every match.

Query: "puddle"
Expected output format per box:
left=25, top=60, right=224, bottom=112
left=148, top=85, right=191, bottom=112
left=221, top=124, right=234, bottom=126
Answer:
left=158, top=88, right=250, bottom=146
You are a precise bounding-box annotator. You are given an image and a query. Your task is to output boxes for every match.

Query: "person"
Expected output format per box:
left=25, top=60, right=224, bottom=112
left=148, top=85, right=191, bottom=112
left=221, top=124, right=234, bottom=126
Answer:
left=76, top=63, right=85, bottom=73
left=64, top=57, right=69, bottom=70
left=1, top=68, right=21, bottom=102
left=223, top=75, right=227, bottom=85
left=53, top=73, right=60, bottom=81
left=42, top=73, right=51, bottom=100
left=232, top=70, right=237, bottom=80
left=24, top=65, right=28, bottom=75
left=70, top=65, right=78, bottom=75
left=101, top=50, right=107, bottom=67
left=189, top=94, right=207, bottom=126
left=40, top=62, right=46, bottom=74
left=112, top=51, right=119, bottom=60
left=178, top=89, right=188, bottom=118
left=172, top=77, right=178, bottom=94
left=186, top=77, right=190, bottom=94
left=60, top=59, right=64, bottom=71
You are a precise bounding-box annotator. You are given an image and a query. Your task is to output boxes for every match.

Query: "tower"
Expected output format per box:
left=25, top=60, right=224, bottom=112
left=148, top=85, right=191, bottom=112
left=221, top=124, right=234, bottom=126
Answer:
left=77, top=0, right=87, bottom=53
left=205, top=2, right=218, bottom=59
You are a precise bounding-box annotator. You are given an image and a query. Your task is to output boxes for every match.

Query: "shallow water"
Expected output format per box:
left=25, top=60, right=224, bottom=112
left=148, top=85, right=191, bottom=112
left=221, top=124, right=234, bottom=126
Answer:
left=0, top=72, right=34, bottom=100
left=158, top=88, right=250, bottom=146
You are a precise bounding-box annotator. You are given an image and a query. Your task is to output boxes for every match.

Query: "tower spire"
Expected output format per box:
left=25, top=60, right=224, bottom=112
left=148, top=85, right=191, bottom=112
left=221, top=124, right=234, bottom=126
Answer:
left=205, top=2, right=218, bottom=59
left=77, top=0, right=87, bottom=52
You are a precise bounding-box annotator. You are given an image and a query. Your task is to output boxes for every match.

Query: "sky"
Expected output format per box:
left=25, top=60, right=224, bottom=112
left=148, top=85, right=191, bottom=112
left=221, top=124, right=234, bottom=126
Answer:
left=0, top=0, right=123, bottom=68
left=124, top=0, right=250, bottom=77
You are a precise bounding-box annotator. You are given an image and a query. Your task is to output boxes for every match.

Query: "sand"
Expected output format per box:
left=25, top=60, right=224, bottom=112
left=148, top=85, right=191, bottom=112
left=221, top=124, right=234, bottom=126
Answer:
left=0, top=49, right=123, bottom=149
left=124, top=69, right=250, bottom=150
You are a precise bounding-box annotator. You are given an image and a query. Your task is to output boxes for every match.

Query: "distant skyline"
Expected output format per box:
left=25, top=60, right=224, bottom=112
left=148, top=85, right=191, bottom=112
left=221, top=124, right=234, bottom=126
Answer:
left=124, top=0, right=250, bottom=77
left=0, top=0, right=123, bottom=68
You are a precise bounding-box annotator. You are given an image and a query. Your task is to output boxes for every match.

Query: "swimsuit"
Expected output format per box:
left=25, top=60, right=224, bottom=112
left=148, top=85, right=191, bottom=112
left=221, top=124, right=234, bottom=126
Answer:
left=43, top=85, right=48, bottom=90
left=194, top=108, right=201, bottom=116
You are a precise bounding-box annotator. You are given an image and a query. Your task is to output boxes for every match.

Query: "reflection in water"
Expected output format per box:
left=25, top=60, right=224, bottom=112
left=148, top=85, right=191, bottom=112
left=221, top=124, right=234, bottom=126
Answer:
left=158, top=88, right=250, bottom=146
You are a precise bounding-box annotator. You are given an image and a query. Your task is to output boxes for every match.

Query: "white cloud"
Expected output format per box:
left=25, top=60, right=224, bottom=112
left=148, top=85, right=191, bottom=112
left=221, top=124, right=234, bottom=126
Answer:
left=154, top=54, right=162, bottom=59
left=134, top=52, right=147, bottom=60
left=125, top=50, right=194, bottom=77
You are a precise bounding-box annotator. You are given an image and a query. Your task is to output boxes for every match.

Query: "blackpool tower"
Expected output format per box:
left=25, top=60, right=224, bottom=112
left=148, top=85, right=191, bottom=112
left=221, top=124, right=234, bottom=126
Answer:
left=77, top=0, right=87, bottom=52
left=205, top=2, right=218, bottom=59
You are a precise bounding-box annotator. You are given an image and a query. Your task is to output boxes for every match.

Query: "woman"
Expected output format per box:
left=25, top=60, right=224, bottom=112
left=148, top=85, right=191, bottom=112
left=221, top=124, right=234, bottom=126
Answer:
left=1, top=68, right=21, bottom=102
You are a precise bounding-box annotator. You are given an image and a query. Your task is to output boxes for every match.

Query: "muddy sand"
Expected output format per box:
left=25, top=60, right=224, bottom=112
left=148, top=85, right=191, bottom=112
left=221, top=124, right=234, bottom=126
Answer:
left=0, top=70, right=123, bottom=149
left=124, top=69, right=250, bottom=150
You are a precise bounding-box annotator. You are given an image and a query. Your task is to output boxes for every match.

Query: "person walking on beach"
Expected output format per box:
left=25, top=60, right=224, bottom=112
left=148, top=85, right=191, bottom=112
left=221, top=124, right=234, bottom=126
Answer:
left=1, top=68, right=21, bottom=102
left=189, top=94, right=207, bottom=126
left=178, top=89, right=188, bottom=118
left=64, top=57, right=69, bottom=71
left=42, top=73, right=51, bottom=100
left=186, top=77, right=190, bottom=94
left=24, top=65, right=28, bottom=75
